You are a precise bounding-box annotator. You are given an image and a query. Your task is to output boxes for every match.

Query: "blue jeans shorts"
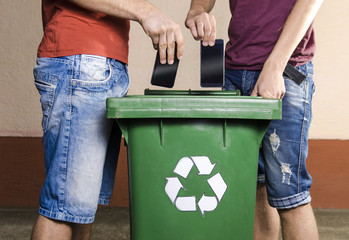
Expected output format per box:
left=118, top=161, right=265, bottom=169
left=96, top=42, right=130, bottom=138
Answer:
left=34, top=54, right=129, bottom=223
left=224, top=62, right=315, bottom=209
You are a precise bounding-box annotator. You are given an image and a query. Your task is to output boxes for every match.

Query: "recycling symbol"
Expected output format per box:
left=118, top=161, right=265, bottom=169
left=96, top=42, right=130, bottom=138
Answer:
left=165, top=156, right=227, bottom=216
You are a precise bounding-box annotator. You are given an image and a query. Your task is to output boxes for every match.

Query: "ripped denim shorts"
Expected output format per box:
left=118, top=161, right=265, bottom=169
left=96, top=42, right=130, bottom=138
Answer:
left=224, top=62, right=315, bottom=209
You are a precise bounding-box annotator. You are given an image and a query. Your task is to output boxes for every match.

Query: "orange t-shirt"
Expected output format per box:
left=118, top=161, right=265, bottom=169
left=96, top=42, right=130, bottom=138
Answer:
left=38, top=0, right=130, bottom=64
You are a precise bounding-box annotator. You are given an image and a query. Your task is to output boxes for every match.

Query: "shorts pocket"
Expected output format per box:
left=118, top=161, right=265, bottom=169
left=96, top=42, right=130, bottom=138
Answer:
left=34, top=76, right=57, bottom=134
left=72, top=55, right=112, bottom=92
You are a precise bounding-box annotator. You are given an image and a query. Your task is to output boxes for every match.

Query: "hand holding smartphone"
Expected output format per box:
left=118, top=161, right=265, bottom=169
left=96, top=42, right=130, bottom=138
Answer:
left=150, top=43, right=179, bottom=88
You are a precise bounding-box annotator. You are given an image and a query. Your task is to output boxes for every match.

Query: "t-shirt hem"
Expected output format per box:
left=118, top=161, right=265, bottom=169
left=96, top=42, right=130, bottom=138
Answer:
left=37, top=49, right=128, bottom=65
left=225, top=58, right=313, bottom=71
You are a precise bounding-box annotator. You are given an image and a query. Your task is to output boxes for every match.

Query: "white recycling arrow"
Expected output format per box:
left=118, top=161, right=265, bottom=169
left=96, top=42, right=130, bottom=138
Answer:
left=207, top=173, right=227, bottom=202
left=165, top=177, right=183, bottom=204
left=165, top=156, right=228, bottom=216
left=191, top=156, right=216, bottom=175
left=175, top=196, right=197, bottom=211
left=174, top=157, right=194, bottom=178
left=198, top=194, right=218, bottom=216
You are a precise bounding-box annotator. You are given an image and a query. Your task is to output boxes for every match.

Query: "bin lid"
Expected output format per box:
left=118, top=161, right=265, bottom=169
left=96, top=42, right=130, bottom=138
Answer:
left=107, top=90, right=282, bottom=120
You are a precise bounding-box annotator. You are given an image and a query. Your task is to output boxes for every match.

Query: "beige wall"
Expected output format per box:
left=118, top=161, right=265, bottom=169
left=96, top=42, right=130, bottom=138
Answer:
left=0, top=0, right=348, bottom=139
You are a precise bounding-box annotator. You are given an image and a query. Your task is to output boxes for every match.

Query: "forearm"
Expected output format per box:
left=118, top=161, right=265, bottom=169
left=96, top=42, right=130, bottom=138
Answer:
left=69, top=0, right=156, bottom=23
left=265, top=0, right=323, bottom=72
left=188, top=0, right=216, bottom=14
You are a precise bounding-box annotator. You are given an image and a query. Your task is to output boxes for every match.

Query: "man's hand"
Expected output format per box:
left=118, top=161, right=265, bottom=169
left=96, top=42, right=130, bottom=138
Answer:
left=185, top=10, right=216, bottom=46
left=251, top=65, right=286, bottom=99
left=140, top=9, right=184, bottom=65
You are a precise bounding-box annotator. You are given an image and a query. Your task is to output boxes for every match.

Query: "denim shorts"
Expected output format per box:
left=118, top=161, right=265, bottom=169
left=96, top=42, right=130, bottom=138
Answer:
left=34, top=54, right=129, bottom=223
left=224, top=62, right=315, bottom=209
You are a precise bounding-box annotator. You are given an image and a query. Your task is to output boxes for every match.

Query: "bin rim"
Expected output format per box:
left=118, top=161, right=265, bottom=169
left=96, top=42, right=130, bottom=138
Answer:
left=107, top=95, right=282, bottom=120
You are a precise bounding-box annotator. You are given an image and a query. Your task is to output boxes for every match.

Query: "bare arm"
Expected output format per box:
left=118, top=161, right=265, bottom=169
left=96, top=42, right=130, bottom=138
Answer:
left=185, top=0, right=216, bottom=46
left=70, top=0, right=184, bottom=64
left=251, top=0, right=324, bottom=99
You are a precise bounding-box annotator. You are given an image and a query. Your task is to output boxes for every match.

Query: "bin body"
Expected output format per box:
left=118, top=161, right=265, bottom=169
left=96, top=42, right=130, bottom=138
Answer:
left=107, top=91, right=281, bottom=240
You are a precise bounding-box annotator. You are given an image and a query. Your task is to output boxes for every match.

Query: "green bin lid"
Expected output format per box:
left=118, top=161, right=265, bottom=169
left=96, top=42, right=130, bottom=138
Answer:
left=107, top=90, right=281, bottom=120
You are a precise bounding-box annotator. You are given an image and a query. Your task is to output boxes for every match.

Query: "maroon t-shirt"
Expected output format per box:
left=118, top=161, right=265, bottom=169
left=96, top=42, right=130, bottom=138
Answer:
left=225, top=0, right=316, bottom=70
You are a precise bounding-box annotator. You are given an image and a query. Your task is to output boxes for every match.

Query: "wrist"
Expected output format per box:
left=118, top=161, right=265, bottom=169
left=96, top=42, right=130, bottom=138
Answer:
left=135, top=1, right=157, bottom=25
left=187, top=8, right=206, bottom=15
left=187, top=1, right=210, bottom=18
left=264, top=56, right=288, bottom=74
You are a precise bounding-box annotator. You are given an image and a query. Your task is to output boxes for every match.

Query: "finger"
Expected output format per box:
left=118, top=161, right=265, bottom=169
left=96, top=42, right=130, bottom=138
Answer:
left=208, top=15, right=216, bottom=46
left=167, top=29, right=175, bottom=65
left=202, top=18, right=212, bottom=45
left=264, top=91, right=277, bottom=99
left=196, top=20, right=205, bottom=41
left=186, top=21, right=198, bottom=40
left=174, top=26, right=184, bottom=60
left=159, top=30, right=167, bottom=64
left=152, top=36, right=159, bottom=50
left=280, top=86, right=286, bottom=99
left=279, top=90, right=286, bottom=99
left=153, top=43, right=159, bottom=50
left=251, top=87, right=259, bottom=97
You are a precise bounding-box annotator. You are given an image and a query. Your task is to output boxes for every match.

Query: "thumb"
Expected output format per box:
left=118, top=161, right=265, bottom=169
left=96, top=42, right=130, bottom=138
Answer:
left=251, top=87, right=258, bottom=97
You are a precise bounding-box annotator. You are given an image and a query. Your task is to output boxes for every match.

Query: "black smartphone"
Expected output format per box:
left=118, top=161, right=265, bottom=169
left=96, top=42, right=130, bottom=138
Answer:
left=283, top=63, right=306, bottom=85
left=150, top=44, right=179, bottom=88
left=200, top=39, right=224, bottom=87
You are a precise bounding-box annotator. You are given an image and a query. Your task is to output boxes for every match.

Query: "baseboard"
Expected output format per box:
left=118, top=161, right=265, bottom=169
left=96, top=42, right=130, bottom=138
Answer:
left=307, top=140, right=349, bottom=209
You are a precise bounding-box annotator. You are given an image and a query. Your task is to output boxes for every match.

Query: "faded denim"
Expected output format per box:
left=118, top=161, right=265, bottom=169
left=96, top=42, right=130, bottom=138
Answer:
left=224, top=62, right=315, bottom=209
left=34, top=54, right=129, bottom=223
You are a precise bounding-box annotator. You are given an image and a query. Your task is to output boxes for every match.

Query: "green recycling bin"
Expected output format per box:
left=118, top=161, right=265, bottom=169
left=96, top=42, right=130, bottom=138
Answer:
left=107, top=90, right=281, bottom=240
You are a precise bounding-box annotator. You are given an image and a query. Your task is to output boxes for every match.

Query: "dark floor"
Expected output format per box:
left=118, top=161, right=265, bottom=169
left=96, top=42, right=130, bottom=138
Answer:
left=0, top=207, right=348, bottom=239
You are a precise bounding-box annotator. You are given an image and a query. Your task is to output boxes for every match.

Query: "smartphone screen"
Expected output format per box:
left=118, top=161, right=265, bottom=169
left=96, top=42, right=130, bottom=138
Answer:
left=151, top=44, right=179, bottom=88
left=200, top=39, right=224, bottom=87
